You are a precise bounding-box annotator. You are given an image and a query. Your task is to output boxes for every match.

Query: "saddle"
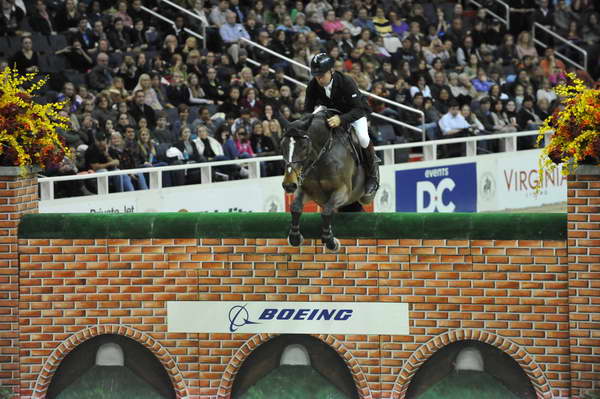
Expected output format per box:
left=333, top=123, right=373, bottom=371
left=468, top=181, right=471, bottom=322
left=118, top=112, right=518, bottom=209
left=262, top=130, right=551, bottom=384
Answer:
left=323, top=108, right=363, bottom=165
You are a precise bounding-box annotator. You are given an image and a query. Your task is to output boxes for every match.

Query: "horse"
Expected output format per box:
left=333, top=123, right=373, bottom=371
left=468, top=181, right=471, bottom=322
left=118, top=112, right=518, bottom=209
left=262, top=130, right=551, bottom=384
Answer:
left=279, top=109, right=375, bottom=251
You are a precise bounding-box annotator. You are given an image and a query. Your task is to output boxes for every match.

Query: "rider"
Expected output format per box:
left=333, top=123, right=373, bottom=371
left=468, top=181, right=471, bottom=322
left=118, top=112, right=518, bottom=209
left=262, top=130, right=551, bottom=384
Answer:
left=304, top=53, right=379, bottom=195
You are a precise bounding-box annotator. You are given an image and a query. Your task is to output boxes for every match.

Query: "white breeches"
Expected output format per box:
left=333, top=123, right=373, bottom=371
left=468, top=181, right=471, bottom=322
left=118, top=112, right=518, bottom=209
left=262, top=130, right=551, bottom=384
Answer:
left=352, top=117, right=370, bottom=148
left=313, top=106, right=370, bottom=148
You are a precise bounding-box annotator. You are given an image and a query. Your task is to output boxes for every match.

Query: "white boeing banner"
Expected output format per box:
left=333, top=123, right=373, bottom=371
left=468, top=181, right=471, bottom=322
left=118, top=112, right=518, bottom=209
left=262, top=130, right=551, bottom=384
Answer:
left=167, top=301, right=409, bottom=335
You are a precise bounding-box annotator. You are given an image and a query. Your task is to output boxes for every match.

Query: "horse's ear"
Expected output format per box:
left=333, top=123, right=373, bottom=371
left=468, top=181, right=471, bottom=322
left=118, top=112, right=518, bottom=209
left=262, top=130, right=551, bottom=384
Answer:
left=278, top=114, right=292, bottom=131
left=290, top=114, right=313, bottom=132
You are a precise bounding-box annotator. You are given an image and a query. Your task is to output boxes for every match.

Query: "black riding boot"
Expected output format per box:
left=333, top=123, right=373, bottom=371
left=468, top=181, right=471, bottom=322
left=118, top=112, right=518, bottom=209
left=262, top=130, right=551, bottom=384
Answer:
left=364, top=142, right=380, bottom=196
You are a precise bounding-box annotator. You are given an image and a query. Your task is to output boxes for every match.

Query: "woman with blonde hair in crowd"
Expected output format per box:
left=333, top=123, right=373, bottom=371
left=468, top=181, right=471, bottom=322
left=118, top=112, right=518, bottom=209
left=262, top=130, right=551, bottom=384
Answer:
left=181, top=36, right=199, bottom=57
left=238, top=67, right=256, bottom=90
left=161, top=34, right=180, bottom=62
left=133, top=74, right=163, bottom=111
left=515, top=31, right=539, bottom=62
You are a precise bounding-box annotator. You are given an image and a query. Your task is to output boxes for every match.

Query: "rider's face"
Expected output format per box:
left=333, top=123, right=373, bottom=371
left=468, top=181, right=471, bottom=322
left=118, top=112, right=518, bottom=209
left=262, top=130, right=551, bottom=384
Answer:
left=315, top=70, right=333, bottom=87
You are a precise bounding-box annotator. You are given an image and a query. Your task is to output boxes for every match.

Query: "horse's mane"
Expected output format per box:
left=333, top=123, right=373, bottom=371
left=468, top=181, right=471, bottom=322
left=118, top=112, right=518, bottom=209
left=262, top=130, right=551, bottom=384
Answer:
left=283, top=108, right=341, bottom=139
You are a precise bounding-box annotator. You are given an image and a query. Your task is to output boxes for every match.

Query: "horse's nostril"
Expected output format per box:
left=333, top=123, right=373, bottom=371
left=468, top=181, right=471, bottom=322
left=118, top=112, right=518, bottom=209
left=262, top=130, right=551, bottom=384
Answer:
left=283, top=183, right=297, bottom=193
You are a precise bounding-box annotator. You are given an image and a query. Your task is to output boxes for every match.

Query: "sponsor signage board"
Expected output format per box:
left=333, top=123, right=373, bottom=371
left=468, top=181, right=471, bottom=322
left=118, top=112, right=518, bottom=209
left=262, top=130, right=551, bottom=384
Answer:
left=167, top=301, right=409, bottom=335
left=39, top=177, right=285, bottom=213
left=395, top=163, right=477, bottom=212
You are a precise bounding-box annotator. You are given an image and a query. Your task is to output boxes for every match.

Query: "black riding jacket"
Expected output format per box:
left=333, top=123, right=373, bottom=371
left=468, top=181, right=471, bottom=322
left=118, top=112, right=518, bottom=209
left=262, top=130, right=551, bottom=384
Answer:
left=304, top=71, right=371, bottom=125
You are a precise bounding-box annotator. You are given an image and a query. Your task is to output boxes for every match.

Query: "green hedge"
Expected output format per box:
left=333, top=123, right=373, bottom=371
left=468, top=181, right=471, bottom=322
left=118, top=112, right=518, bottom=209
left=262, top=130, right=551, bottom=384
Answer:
left=20, top=213, right=566, bottom=240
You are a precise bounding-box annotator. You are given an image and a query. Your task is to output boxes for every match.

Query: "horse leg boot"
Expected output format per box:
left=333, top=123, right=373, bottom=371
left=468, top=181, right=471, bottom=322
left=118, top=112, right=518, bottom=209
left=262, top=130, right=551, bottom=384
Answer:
left=321, top=208, right=340, bottom=252
left=288, top=191, right=305, bottom=247
left=363, top=142, right=380, bottom=196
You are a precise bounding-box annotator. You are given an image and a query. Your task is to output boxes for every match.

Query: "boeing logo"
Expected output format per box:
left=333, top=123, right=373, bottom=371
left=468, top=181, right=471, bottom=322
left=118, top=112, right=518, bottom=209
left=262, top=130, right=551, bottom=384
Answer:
left=228, top=305, right=260, bottom=332
left=227, top=305, right=354, bottom=332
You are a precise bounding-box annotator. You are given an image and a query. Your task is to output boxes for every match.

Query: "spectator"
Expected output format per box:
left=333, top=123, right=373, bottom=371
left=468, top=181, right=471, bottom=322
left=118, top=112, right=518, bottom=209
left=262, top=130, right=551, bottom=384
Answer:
left=439, top=100, right=472, bottom=138
left=113, top=0, right=133, bottom=28
left=219, top=11, right=250, bottom=64
left=174, top=126, right=205, bottom=183
left=0, top=0, right=24, bottom=36
left=537, top=78, right=558, bottom=104
left=474, top=97, right=496, bottom=133
left=508, top=0, right=535, bottom=35
left=28, top=0, right=54, bottom=35
left=54, top=0, right=80, bottom=33
left=10, top=35, right=38, bottom=74
left=462, top=103, right=492, bottom=152
left=353, top=8, right=376, bottom=33
left=517, top=95, right=544, bottom=132
left=340, top=10, right=361, bottom=37
left=88, top=53, right=113, bottom=93
left=166, top=72, right=190, bottom=108
left=165, top=15, right=188, bottom=45
left=491, top=100, right=518, bottom=133
left=539, top=47, right=566, bottom=83
left=471, top=69, right=494, bottom=98
left=536, top=97, right=553, bottom=121
left=129, top=90, right=157, bottom=129
left=410, top=75, right=432, bottom=99
left=85, top=131, right=125, bottom=192
left=121, top=127, right=148, bottom=190
left=210, top=0, right=230, bottom=27
left=322, top=10, right=344, bottom=35
left=448, top=73, right=477, bottom=106
left=305, top=0, right=333, bottom=25
left=153, top=112, right=177, bottom=145
left=554, top=0, right=575, bottom=34
left=219, top=86, right=243, bottom=118
left=515, top=31, right=539, bottom=63
left=234, top=129, right=255, bottom=157
left=231, top=108, right=256, bottom=135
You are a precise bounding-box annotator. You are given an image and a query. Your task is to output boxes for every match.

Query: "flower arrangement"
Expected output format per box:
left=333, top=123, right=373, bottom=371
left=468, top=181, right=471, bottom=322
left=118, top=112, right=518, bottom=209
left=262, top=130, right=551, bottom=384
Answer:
left=0, top=67, right=69, bottom=172
left=537, top=73, right=600, bottom=181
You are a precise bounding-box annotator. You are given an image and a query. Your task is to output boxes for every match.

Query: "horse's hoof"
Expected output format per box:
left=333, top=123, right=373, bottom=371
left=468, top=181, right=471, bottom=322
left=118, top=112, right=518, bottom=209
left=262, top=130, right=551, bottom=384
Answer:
left=288, top=233, right=304, bottom=247
left=325, top=237, right=340, bottom=252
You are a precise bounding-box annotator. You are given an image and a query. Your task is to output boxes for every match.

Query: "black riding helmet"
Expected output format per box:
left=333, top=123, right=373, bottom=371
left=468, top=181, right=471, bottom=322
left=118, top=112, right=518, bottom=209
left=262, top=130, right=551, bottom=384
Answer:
left=310, top=53, right=334, bottom=76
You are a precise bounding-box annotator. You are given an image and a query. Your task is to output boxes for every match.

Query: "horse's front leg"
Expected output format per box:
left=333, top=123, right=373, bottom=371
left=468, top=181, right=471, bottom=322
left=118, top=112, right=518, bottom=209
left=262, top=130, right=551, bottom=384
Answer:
left=320, top=189, right=347, bottom=252
left=288, top=189, right=306, bottom=247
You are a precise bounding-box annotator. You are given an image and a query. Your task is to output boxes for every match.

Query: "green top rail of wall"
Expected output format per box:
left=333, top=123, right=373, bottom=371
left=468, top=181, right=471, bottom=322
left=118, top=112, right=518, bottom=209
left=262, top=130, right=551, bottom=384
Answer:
left=19, top=213, right=566, bottom=241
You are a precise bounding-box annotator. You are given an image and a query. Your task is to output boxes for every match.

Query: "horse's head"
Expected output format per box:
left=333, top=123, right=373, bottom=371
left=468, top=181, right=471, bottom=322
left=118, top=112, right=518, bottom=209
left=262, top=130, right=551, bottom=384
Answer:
left=280, top=114, right=314, bottom=193
left=279, top=110, right=336, bottom=193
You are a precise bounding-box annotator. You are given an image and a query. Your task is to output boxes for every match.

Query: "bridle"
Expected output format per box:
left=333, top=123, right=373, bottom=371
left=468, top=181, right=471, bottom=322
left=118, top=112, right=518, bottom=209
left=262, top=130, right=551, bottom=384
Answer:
left=284, top=109, right=338, bottom=186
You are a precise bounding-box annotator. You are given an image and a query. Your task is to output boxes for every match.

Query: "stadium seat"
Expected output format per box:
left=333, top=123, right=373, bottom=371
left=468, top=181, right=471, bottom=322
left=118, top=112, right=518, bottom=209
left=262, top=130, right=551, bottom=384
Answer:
left=37, top=53, right=51, bottom=73
left=48, top=34, right=68, bottom=52
left=0, top=37, right=13, bottom=58
left=47, top=55, right=67, bottom=73
left=31, top=33, right=49, bottom=54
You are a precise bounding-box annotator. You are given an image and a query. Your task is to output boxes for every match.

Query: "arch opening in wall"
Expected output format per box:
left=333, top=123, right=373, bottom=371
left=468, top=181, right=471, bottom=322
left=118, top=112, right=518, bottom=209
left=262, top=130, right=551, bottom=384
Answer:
left=405, top=340, right=536, bottom=399
left=46, top=334, right=176, bottom=399
left=231, top=334, right=359, bottom=399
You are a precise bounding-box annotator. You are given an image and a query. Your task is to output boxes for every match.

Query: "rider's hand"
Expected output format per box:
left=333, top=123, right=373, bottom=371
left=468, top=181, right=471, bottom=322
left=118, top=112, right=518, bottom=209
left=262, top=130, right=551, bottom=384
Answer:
left=327, top=115, right=341, bottom=128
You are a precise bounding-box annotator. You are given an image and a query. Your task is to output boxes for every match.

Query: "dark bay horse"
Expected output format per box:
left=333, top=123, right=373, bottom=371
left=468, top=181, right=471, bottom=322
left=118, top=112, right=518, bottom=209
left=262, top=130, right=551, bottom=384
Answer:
left=280, top=109, right=375, bottom=251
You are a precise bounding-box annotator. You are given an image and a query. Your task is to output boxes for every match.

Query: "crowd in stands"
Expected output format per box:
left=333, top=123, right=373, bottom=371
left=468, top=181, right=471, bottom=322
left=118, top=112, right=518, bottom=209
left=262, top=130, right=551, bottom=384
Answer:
left=2, top=0, right=599, bottom=197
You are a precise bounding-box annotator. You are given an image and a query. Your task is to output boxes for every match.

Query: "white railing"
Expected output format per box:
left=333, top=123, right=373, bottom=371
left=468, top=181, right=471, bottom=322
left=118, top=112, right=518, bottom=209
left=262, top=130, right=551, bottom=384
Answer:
left=155, top=0, right=426, bottom=139
left=467, top=0, right=510, bottom=28
left=532, top=22, right=588, bottom=71
left=39, top=130, right=547, bottom=201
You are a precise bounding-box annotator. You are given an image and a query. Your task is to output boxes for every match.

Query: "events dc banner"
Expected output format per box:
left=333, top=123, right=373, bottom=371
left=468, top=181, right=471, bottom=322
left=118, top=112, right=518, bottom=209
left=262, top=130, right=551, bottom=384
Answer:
left=395, top=163, right=477, bottom=212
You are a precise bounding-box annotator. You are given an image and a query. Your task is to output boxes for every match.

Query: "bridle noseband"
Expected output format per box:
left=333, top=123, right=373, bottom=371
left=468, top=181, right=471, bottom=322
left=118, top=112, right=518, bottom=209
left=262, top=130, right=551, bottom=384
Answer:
left=284, top=110, right=337, bottom=186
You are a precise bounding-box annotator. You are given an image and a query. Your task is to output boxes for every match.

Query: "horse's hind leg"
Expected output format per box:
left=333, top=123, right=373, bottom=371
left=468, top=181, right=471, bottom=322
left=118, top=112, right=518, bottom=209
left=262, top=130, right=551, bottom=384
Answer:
left=288, top=190, right=306, bottom=247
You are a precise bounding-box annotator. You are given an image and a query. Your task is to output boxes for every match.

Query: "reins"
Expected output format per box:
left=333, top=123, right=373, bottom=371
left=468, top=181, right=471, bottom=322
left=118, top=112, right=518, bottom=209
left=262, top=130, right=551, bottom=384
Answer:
left=286, top=109, right=340, bottom=185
